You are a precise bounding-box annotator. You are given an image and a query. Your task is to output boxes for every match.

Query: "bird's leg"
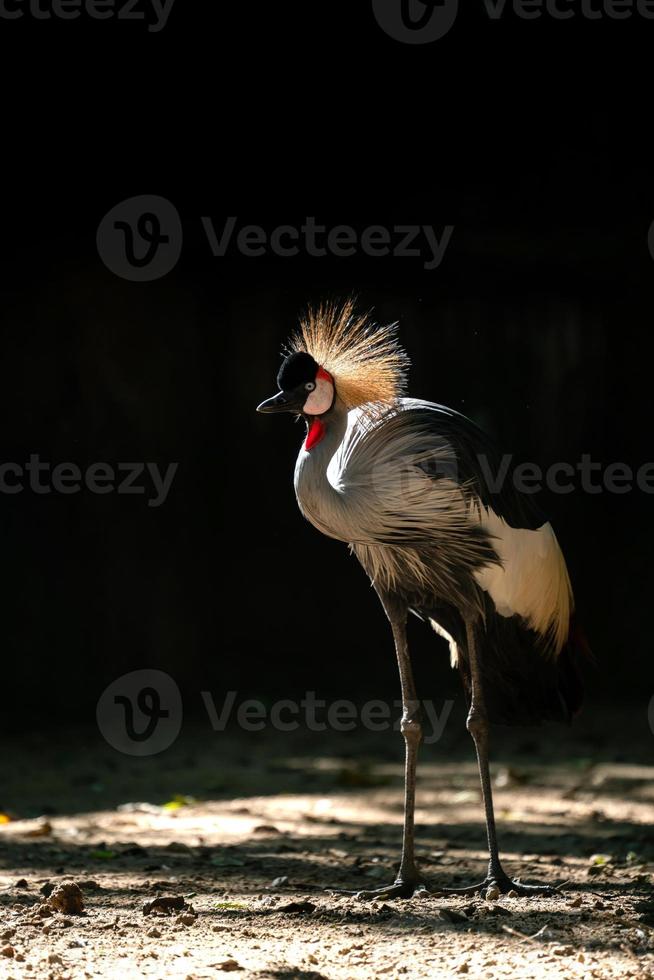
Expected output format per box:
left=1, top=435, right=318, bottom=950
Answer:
left=330, top=596, right=429, bottom=900
left=441, top=619, right=556, bottom=898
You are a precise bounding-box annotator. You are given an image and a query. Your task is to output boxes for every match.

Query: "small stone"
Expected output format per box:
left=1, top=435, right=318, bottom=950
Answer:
left=553, top=946, right=574, bottom=956
left=14, top=879, right=29, bottom=889
left=24, top=819, right=52, bottom=838
left=215, top=959, right=242, bottom=972
left=0, top=930, right=15, bottom=941
left=142, top=895, right=187, bottom=916
left=1, top=946, right=15, bottom=958
left=271, top=876, right=288, bottom=888
left=47, top=953, right=64, bottom=965
left=507, top=889, right=519, bottom=898
left=147, top=927, right=161, bottom=938
left=484, top=903, right=511, bottom=918
left=457, top=963, right=469, bottom=974
left=179, top=914, right=196, bottom=926
left=47, top=882, right=84, bottom=915
left=568, top=895, right=582, bottom=908
left=486, top=885, right=500, bottom=902
left=438, top=908, right=468, bottom=923
left=37, top=905, right=53, bottom=918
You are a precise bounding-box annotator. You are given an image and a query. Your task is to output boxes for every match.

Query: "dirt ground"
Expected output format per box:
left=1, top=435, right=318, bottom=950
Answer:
left=1, top=702, right=653, bottom=980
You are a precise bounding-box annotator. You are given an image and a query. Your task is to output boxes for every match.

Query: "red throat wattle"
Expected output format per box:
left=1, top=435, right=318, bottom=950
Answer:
left=305, top=417, right=326, bottom=451
left=304, top=366, right=332, bottom=451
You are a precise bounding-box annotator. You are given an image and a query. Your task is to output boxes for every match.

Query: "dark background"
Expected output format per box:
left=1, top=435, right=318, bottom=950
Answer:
left=0, top=1, right=652, bottom=729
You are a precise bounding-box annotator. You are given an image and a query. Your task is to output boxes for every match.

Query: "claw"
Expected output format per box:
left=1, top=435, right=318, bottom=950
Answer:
left=328, top=880, right=429, bottom=900
left=436, top=875, right=562, bottom=898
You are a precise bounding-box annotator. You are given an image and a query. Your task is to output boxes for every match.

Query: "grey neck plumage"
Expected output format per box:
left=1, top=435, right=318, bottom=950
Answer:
left=293, top=399, right=350, bottom=543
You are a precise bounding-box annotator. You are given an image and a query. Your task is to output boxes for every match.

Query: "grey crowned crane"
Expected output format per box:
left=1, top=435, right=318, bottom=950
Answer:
left=257, top=301, right=585, bottom=899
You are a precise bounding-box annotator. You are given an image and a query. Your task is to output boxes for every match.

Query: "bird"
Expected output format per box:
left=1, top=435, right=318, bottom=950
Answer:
left=257, top=300, right=586, bottom=899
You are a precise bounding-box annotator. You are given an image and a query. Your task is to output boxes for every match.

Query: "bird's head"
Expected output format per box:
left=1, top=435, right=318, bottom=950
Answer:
left=256, top=351, right=335, bottom=418
left=256, top=301, right=410, bottom=451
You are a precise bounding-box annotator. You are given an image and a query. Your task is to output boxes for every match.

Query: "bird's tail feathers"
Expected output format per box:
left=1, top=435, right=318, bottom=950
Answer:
left=426, top=598, right=589, bottom=726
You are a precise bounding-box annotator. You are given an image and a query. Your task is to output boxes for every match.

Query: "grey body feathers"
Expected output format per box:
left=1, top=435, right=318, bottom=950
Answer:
left=295, top=398, right=573, bottom=659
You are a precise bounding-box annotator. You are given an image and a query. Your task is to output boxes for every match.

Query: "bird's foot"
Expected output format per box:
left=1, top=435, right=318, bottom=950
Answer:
left=328, top=877, right=430, bottom=900
left=438, top=871, right=562, bottom=898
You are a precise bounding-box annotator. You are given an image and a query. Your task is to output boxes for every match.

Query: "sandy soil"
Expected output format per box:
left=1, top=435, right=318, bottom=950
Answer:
left=1, top=704, right=653, bottom=979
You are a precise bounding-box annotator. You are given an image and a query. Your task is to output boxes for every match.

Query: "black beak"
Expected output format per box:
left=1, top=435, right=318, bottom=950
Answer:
left=256, top=390, right=304, bottom=414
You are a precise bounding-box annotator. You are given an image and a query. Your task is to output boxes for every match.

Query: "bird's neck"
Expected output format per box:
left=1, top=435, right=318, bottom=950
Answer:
left=293, top=400, right=350, bottom=539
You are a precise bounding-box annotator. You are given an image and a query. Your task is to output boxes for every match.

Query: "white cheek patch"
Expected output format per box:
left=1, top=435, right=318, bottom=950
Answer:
left=303, top=377, right=334, bottom=415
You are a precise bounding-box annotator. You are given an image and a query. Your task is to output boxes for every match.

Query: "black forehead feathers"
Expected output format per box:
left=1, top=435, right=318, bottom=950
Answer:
left=277, top=351, right=319, bottom=390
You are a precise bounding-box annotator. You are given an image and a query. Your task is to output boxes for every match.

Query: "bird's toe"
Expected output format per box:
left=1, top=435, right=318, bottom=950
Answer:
left=328, top=879, right=429, bottom=900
